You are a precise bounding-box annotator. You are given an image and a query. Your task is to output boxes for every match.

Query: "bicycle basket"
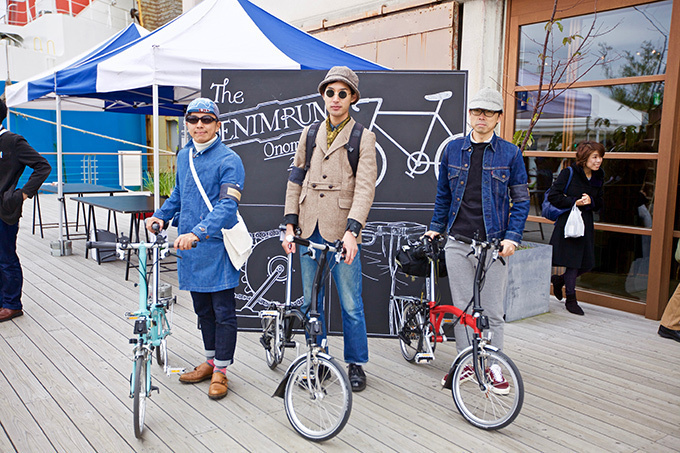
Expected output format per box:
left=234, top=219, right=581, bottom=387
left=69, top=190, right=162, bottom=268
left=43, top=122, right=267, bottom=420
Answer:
left=396, top=241, right=447, bottom=278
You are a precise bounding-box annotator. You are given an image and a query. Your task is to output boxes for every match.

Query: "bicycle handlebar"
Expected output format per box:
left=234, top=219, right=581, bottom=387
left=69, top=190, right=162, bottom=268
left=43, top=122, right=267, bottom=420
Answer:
left=453, top=234, right=502, bottom=250
left=86, top=239, right=196, bottom=251
left=285, top=235, right=342, bottom=255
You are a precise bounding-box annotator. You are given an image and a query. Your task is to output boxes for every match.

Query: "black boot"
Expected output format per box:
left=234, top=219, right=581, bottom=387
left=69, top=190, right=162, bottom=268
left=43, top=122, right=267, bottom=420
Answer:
left=551, top=274, right=565, bottom=301
left=565, top=293, right=584, bottom=316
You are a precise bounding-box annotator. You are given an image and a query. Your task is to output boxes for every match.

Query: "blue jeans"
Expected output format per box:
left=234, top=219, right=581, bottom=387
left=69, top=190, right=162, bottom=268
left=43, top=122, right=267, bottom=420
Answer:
left=0, top=219, right=22, bottom=310
left=190, top=289, right=237, bottom=368
left=299, top=228, right=368, bottom=365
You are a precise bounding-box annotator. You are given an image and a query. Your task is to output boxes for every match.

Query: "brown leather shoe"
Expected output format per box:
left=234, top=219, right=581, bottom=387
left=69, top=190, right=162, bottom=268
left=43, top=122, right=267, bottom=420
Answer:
left=179, top=362, right=213, bottom=384
left=208, top=371, right=228, bottom=400
left=0, top=308, right=23, bottom=323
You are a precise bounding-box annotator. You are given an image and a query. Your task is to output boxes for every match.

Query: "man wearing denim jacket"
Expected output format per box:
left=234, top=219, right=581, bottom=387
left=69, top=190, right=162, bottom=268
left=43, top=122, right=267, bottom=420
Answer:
left=425, top=88, right=529, bottom=393
left=145, top=98, right=245, bottom=401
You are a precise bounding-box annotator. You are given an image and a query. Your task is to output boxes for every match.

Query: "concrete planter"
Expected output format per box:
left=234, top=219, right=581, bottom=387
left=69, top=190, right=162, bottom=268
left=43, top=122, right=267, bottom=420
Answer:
left=503, top=241, right=552, bottom=322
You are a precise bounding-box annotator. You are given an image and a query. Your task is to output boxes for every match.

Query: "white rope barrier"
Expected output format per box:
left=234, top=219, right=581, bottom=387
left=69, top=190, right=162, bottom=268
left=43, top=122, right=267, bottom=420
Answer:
left=10, top=109, right=176, bottom=156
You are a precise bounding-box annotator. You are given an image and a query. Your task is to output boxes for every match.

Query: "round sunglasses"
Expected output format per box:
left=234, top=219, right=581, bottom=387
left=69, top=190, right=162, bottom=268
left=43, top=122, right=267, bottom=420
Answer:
left=185, top=115, right=218, bottom=124
left=325, top=89, right=350, bottom=99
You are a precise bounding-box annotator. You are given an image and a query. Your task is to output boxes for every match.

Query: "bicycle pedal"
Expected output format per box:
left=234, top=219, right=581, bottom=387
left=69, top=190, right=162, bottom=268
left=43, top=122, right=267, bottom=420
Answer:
left=284, top=341, right=296, bottom=348
left=150, top=385, right=160, bottom=394
left=415, top=352, right=434, bottom=363
left=167, top=367, right=185, bottom=375
left=259, top=310, right=278, bottom=318
left=259, top=336, right=271, bottom=350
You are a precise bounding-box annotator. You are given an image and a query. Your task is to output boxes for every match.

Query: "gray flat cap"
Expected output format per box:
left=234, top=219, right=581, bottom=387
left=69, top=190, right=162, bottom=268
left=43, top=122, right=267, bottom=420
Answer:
left=469, top=88, right=504, bottom=112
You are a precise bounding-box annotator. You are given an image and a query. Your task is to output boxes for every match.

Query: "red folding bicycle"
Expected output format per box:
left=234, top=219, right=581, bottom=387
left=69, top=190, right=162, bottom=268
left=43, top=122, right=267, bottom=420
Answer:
left=396, top=234, right=524, bottom=430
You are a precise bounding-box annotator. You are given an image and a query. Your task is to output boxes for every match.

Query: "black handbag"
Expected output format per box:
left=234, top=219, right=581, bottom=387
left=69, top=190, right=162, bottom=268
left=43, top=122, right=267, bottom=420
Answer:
left=542, top=166, right=574, bottom=221
left=396, top=240, right=447, bottom=278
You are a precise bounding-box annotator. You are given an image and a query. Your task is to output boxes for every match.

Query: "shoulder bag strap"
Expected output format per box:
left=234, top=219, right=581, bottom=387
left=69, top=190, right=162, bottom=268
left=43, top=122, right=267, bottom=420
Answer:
left=188, top=151, right=214, bottom=212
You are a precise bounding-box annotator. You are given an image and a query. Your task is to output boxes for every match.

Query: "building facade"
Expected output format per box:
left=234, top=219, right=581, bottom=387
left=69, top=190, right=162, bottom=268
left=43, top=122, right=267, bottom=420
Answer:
left=254, top=0, right=679, bottom=320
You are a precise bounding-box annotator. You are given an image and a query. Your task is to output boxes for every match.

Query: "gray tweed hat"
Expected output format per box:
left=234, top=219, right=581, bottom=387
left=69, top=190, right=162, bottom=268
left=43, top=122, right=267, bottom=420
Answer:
left=468, top=88, right=504, bottom=112
left=318, top=66, right=360, bottom=103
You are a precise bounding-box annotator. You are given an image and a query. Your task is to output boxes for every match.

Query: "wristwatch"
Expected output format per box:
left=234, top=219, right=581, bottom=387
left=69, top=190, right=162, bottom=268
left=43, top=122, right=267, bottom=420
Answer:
left=350, top=230, right=359, bottom=238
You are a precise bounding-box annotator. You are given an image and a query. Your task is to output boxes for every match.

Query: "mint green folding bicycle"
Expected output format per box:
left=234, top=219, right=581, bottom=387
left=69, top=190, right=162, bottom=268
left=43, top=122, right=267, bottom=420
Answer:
left=88, top=224, right=185, bottom=438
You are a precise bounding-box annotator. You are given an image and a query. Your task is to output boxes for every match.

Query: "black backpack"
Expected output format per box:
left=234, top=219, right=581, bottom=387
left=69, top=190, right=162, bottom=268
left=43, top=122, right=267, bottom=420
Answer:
left=304, top=121, right=365, bottom=177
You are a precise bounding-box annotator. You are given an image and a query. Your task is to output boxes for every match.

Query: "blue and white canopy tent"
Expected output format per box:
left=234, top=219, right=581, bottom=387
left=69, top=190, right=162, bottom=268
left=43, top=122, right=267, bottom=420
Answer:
left=6, top=0, right=384, bottom=250
left=5, top=23, right=149, bottom=251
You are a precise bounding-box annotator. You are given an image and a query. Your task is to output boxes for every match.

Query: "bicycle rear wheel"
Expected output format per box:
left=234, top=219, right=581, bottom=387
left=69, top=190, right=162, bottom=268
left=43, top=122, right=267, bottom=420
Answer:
left=133, top=354, right=149, bottom=438
left=451, top=348, right=523, bottom=430
left=262, top=315, right=285, bottom=369
left=284, top=356, right=352, bottom=442
left=398, top=301, right=423, bottom=363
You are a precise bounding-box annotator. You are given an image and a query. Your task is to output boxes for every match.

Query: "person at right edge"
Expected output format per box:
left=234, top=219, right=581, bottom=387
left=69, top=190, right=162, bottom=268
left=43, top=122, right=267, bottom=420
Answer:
left=549, top=141, right=604, bottom=316
left=282, top=66, right=377, bottom=392
left=425, top=87, right=530, bottom=395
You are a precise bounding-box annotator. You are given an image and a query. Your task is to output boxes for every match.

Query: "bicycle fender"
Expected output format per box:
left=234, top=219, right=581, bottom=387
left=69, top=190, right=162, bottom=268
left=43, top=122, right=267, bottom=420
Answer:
left=442, top=343, right=500, bottom=390
left=272, top=351, right=334, bottom=398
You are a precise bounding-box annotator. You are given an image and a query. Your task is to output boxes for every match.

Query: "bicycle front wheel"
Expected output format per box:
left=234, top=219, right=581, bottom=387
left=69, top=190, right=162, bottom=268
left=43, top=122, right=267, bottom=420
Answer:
left=133, top=354, right=149, bottom=438
left=451, top=347, right=523, bottom=430
left=284, top=356, right=352, bottom=442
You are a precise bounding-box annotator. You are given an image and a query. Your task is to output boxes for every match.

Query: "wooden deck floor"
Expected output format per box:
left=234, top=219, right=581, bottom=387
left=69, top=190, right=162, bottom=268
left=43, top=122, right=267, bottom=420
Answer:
left=1, top=193, right=679, bottom=452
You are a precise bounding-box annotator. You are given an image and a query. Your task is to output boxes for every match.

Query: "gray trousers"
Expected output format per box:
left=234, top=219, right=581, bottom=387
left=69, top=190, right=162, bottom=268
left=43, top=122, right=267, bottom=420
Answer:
left=444, top=238, right=508, bottom=354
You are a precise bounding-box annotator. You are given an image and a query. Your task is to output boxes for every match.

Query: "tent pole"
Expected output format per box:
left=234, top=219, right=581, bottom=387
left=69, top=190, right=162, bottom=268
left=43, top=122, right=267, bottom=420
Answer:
left=53, top=95, right=71, bottom=256
left=153, top=83, right=160, bottom=211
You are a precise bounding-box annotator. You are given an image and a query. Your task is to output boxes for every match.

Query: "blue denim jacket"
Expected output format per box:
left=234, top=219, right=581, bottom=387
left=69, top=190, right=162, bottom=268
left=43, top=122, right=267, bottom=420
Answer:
left=154, top=136, right=245, bottom=292
left=429, top=133, right=530, bottom=243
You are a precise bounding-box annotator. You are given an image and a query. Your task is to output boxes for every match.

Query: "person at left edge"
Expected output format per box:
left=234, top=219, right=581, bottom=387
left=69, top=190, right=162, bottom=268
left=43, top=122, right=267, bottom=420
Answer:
left=0, top=98, right=51, bottom=323
left=145, top=98, right=245, bottom=401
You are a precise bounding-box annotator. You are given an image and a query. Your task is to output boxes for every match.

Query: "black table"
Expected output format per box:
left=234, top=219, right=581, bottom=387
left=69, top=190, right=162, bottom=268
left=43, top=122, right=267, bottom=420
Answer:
left=33, top=183, right=126, bottom=239
left=72, top=195, right=162, bottom=279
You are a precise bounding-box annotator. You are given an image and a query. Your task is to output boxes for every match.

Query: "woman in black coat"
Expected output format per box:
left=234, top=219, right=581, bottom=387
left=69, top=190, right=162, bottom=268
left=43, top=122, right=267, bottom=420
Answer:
left=548, top=141, right=605, bottom=315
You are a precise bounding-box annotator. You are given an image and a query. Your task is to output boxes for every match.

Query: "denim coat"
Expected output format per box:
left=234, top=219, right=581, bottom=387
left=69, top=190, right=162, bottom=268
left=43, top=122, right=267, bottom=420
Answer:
left=429, top=133, right=530, bottom=243
left=154, top=136, right=245, bottom=292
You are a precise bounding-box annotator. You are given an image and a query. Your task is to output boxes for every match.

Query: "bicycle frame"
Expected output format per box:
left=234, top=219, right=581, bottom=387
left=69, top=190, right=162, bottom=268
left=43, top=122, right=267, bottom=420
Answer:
left=401, top=237, right=498, bottom=364
left=273, top=235, right=344, bottom=395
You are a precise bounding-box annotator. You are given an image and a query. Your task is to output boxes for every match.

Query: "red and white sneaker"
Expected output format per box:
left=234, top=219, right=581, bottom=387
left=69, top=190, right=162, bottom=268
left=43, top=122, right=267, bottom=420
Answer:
left=487, top=364, right=509, bottom=395
left=442, top=365, right=476, bottom=387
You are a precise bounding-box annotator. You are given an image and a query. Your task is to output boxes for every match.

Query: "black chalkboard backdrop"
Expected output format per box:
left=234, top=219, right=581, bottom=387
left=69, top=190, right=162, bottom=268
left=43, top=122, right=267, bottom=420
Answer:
left=201, top=69, right=467, bottom=336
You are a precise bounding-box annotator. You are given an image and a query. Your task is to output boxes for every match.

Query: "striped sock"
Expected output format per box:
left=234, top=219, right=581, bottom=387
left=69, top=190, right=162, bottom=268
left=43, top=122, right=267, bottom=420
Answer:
left=206, top=359, right=215, bottom=368
left=214, top=366, right=227, bottom=375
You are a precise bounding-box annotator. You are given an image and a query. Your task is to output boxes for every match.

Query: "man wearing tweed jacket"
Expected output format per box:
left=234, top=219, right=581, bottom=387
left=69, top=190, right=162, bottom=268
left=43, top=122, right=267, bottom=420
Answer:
left=282, top=66, right=377, bottom=392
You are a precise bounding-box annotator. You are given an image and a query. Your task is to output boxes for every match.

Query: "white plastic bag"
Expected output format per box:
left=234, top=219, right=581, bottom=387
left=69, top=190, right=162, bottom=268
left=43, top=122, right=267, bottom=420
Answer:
left=564, top=205, right=585, bottom=238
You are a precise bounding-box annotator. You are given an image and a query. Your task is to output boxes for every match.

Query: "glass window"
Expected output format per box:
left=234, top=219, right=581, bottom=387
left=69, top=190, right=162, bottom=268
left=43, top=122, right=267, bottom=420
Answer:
left=523, top=224, right=652, bottom=302
left=518, top=1, right=672, bottom=85
left=516, top=83, right=663, bottom=152
left=524, top=157, right=656, bottom=228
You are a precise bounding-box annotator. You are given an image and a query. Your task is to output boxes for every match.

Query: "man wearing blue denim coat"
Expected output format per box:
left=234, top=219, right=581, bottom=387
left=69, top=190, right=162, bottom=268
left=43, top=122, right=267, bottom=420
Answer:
left=425, top=88, right=529, bottom=394
left=145, top=98, right=245, bottom=400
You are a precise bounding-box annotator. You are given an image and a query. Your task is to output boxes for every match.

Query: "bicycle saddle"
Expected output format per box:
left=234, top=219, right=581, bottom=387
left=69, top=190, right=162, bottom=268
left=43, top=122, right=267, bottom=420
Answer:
left=424, top=91, right=453, bottom=101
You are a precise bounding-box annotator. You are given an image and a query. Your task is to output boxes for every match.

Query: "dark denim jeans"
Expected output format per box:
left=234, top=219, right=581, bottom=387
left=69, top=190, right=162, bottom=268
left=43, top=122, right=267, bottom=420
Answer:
left=299, top=228, right=368, bottom=365
left=190, top=288, right=237, bottom=368
left=0, top=219, right=22, bottom=310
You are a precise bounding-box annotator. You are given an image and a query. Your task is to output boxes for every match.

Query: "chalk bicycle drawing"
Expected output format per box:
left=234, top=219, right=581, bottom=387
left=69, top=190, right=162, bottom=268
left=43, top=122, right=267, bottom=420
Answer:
left=353, top=90, right=462, bottom=181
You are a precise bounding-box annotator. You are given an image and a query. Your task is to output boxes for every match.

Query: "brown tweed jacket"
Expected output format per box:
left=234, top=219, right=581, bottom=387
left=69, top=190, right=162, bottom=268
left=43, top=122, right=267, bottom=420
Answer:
left=284, top=118, right=377, bottom=243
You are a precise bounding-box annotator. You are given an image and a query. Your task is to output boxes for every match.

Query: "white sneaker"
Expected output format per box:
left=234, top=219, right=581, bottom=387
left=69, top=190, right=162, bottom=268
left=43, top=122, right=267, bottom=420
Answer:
left=488, top=364, right=509, bottom=395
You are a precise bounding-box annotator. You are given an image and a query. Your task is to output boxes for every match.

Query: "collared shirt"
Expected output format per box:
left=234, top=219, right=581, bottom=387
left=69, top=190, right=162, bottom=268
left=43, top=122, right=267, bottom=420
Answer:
left=326, top=116, right=351, bottom=148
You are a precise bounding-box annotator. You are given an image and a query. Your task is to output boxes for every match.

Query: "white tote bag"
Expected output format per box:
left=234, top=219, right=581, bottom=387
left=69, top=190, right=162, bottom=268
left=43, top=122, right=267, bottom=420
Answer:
left=564, top=205, right=585, bottom=238
left=188, top=153, right=252, bottom=269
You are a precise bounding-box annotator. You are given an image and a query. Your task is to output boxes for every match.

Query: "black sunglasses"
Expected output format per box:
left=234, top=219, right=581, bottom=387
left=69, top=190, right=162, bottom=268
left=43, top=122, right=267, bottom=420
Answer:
left=185, top=115, right=218, bottom=124
left=325, top=89, right=350, bottom=99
